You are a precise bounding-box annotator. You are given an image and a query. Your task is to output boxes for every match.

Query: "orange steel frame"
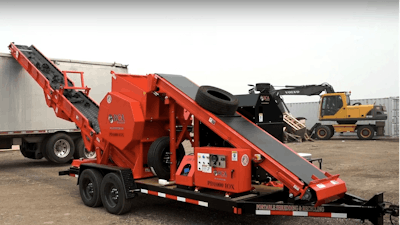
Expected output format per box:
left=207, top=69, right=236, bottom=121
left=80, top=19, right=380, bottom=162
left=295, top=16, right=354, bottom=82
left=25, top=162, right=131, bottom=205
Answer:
left=62, top=70, right=91, bottom=95
left=9, top=43, right=98, bottom=156
left=9, top=43, right=346, bottom=207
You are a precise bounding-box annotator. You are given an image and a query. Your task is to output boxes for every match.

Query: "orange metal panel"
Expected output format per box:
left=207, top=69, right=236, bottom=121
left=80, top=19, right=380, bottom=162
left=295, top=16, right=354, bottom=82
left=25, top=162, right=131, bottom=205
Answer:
left=175, top=155, right=195, bottom=186
left=194, top=147, right=252, bottom=193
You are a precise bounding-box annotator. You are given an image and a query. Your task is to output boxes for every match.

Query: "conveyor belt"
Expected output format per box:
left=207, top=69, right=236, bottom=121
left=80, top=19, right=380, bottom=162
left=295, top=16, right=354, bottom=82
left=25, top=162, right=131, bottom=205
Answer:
left=158, top=74, right=326, bottom=184
left=16, top=45, right=100, bottom=133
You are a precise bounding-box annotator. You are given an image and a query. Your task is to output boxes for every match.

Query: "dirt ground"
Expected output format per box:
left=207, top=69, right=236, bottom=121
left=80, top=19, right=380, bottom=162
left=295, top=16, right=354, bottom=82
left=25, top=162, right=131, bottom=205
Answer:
left=0, top=137, right=398, bottom=225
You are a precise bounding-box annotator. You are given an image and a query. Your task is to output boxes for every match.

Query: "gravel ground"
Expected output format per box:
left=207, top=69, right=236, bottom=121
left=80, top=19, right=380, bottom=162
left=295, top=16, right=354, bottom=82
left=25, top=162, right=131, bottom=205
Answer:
left=0, top=137, right=398, bottom=225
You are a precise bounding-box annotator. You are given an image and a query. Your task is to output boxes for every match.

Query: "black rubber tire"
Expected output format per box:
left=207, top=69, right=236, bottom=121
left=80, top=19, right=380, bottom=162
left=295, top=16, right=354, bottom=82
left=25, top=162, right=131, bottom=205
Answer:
left=195, top=85, right=239, bottom=115
left=147, top=136, right=185, bottom=180
left=74, top=138, right=96, bottom=159
left=74, top=138, right=84, bottom=159
left=357, top=125, right=374, bottom=140
left=79, top=169, right=103, bottom=207
left=328, top=125, right=335, bottom=138
left=316, top=125, right=332, bottom=140
left=45, top=133, right=75, bottom=163
left=20, top=142, right=38, bottom=159
left=41, top=135, right=51, bottom=161
left=100, top=173, right=133, bottom=215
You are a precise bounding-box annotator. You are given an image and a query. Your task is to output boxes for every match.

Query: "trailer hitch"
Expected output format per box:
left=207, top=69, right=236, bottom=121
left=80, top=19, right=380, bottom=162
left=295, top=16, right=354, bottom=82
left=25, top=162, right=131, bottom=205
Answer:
left=385, top=204, right=399, bottom=216
left=362, top=192, right=399, bottom=225
left=383, top=205, right=400, bottom=224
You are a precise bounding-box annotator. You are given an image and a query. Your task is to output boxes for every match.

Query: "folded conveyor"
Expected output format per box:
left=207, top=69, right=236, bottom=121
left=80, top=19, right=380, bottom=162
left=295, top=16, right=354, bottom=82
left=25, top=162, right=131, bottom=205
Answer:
left=14, top=45, right=100, bottom=133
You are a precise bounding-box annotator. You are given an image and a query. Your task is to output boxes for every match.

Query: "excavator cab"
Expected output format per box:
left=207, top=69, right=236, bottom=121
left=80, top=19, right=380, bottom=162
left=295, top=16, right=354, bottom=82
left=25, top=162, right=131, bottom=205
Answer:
left=320, top=94, right=344, bottom=117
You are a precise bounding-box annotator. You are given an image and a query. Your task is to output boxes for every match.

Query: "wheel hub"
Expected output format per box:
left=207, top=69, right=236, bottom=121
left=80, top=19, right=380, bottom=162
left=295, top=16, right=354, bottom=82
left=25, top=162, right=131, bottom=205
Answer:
left=110, top=187, right=119, bottom=202
left=54, top=139, right=70, bottom=158
left=84, top=149, right=96, bottom=159
left=86, top=182, right=94, bottom=195
left=362, top=129, right=370, bottom=137
left=163, top=150, right=171, bottom=165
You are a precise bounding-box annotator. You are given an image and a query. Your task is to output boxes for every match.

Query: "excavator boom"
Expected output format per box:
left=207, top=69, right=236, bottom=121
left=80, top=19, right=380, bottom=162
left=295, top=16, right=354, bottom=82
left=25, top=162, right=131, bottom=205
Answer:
left=275, top=83, right=335, bottom=96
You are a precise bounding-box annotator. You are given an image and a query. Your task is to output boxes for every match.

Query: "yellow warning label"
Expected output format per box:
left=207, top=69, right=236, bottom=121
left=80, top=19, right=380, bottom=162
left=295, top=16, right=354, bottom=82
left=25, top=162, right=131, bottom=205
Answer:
left=232, top=151, right=238, bottom=161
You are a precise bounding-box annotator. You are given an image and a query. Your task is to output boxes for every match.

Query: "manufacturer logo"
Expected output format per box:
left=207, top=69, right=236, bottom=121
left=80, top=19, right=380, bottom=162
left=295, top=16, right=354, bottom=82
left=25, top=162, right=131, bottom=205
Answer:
left=284, top=90, right=300, bottom=94
left=213, top=170, right=227, bottom=177
left=108, top=115, right=114, bottom=123
left=108, top=114, right=125, bottom=124
left=260, top=95, right=270, bottom=101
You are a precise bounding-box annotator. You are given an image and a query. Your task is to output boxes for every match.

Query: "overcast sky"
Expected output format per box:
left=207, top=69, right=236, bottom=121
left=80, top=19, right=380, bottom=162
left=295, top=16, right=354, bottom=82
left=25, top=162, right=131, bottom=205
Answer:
left=0, top=0, right=398, bottom=102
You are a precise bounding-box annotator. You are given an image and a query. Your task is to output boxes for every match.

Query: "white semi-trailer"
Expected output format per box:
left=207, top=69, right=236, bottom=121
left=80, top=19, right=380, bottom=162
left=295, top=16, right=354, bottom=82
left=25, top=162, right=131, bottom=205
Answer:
left=0, top=52, right=128, bottom=163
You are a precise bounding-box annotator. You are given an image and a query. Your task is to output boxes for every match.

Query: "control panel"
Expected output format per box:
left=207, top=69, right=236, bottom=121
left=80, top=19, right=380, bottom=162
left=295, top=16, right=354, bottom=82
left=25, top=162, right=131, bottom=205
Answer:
left=197, top=153, right=227, bottom=173
left=194, top=147, right=251, bottom=193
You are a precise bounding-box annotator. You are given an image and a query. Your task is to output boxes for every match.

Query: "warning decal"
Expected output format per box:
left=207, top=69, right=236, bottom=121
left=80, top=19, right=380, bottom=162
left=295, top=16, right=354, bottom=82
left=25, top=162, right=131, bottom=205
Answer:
left=232, top=151, right=238, bottom=161
left=241, top=154, right=249, bottom=166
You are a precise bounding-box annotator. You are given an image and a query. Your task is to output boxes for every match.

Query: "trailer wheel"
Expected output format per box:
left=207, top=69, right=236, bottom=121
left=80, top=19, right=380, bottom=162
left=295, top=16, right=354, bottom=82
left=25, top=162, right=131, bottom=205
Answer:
left=74, top=138, right=96, bottom=159
left=357, top=125, right=374, bottom=140
left=195, top=85, right=239, bottom=115
left=147, top=136, right=185, bottom=180
left=45, top=133, right=75, bottom=163
left=316, top=125, right=332, bottom=140
left=100, top=173, right=133, bottom=215
left=41, top=136, right=52, bottom=161
left=20, top=142, right=38, bottom=159
left=79, top=169, right=103, bottom=207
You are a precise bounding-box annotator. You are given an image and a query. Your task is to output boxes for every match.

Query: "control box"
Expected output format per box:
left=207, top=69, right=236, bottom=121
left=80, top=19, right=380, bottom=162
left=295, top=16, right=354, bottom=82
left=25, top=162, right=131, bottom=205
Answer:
left=194, top=147, right=251, bottom=193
